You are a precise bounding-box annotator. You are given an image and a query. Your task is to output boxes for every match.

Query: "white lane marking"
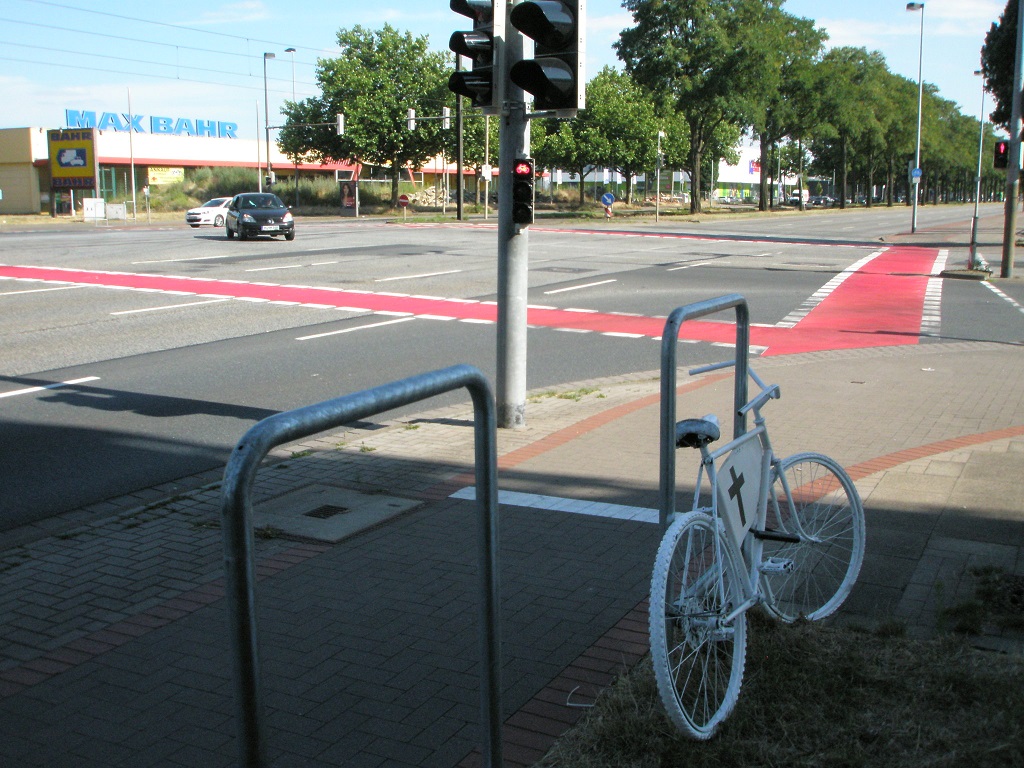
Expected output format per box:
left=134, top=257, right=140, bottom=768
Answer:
left=982, top=281, right=1024, bottom=315
left=245, top=265, right=305, bottom=272
left=543, top=279, right=617, bottom=295
left=296, top=317, right=415, bottom=341
left=776, top=250, right=884, bottom=328
left=0, top=285, right=83, bottom=296
left=110, top=298, right=231, bottom=315
left=0, top=376, right=101, bottom=399
left=666, top=261, right=716, bottom=271
left=920, top=249, right=948, bottom=337
left=451, top=487, right=658, bottom=524
left=375, top=270, right=463, bottom=282
left=311, top=261, right=338, bottom=266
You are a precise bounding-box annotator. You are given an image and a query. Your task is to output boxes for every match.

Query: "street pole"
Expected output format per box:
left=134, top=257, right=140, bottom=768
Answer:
left=263, top=52, right=275, bottom=190
left=496, top=4, right=529, bottom=429
left=456, top=56, right=464, bottom=221
left=127, top=87, right=137, bottom=222
left=907, top=3, right=925, bottom=233
left=286, top=48, right=298, bottom=208
left=1001, top=0, right=1024, bottom=278
left=970, top=70, right=986, bottom=270
left=655, top=130, right=664, bottom=223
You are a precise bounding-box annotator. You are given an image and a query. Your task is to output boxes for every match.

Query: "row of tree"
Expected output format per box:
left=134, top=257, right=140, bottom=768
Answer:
left=278, top=1, right=1017, bottom=212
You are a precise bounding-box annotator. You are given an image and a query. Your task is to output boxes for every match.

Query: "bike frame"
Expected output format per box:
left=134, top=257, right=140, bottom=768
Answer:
left=689, top=382, right=784, bottom=625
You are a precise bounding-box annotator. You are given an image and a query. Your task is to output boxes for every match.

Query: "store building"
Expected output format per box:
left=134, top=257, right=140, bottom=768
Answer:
left=0, top=108, right=362, bottom=215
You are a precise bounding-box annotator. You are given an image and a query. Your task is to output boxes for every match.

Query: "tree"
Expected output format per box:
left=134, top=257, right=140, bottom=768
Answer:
left=981, top=0, right=1018, bottom=131
left=583, top=68, right=660, bottom=204
left=748, top=11, right=825, bottom=209
left=279, top=25, right=450, bottom=208
left=532, top=118, right=609, bottom=207
left=811, top=47, right=888, bottom=208
left=617, top=0, right=788, bottom=213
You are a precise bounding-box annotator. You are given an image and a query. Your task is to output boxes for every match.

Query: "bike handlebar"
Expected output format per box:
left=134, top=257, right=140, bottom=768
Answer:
left=688, top=361, right=780, bottom=415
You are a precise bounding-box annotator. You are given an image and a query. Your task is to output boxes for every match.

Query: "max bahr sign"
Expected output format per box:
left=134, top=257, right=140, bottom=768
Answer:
left=66, top=110, right=239, bottom=139
left=48, top=129, right=99, bottom=190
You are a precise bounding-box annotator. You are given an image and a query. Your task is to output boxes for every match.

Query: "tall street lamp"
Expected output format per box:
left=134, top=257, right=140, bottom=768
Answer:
left=970, top=69, right=986, bottom=269
left=906, top=3, right=924, bottom=233
left=285, top=47, right=298, bottom=207
left=263, top=52, right=276, bottom=190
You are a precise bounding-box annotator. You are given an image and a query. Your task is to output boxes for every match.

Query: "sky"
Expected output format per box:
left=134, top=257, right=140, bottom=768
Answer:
left=0, top=0, right=1007, bottom=139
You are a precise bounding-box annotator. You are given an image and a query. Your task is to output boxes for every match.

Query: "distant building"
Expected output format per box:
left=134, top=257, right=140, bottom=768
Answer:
left=0, top=122, right=358, bottom=215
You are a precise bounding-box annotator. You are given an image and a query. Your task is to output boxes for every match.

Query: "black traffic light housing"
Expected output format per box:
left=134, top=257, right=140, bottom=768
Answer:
left=509, top=0, right=585, bottom=116
left=994, top=140, right=1009, bottom=169
left=512, top=158, right=535, bottom=225
left=448, top=0, right=504, bottom=115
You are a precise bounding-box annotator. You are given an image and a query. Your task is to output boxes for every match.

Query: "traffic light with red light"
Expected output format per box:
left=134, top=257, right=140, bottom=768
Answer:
left=994, top=140, right=1009, bottom=169
left=512, top=158, right=535, bottom=225
left=509, top=0, right=586, bottom=115
left=448, top=0, right=504, bottom=115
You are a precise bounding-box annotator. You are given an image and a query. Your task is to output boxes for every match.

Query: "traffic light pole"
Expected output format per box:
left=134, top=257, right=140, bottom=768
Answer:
left=1001, top=0, right=1024, bottom=279
left=496, top=8, right=530, bottom=429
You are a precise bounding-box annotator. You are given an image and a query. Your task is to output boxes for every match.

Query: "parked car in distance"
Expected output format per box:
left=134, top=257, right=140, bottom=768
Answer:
left=185, top=197, right=231, bottom=228
left=224, top=193, right=295, bottom=241
left=809, top=195, right=834, bottom=208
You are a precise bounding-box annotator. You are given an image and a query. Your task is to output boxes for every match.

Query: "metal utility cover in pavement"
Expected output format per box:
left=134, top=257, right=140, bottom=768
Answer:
left=254, top=484, right=421, bottom=543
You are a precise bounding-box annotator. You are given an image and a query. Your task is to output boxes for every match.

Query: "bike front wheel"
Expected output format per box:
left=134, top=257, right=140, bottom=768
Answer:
left=761, top=453, right=866, bottom=622
left=649, top=512, right=747, bottom=740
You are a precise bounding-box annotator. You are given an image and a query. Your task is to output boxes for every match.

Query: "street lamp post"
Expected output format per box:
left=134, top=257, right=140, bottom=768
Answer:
left=970, top=69, right=986, bottom=270
left=263, top=52, right=276, bottom=190
left=285, top=47, right=298, bottom=207
left=655, top=130, right=666, bottom=223
left=907, top=3, right=925, bottom=233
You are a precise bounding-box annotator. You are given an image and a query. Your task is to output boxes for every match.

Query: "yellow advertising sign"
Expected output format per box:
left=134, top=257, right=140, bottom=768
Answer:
left=48, top=129, right=98, bottom=189
left=147, top=166, right=185, bottom=186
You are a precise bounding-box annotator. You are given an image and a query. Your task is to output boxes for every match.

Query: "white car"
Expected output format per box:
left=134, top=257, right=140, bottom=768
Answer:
left=185, top=197, right=231, bottom=228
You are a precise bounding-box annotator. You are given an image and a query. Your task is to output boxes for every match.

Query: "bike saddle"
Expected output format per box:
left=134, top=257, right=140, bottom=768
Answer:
left=675, top=416, right=721, bottom=449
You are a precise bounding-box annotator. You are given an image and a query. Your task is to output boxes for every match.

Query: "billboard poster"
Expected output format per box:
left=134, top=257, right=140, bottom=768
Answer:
left=339, top=180, right=359, bottom=217
left=147, top=167, right=185, bottom=186
left=48, top=129, right=98, bottom=190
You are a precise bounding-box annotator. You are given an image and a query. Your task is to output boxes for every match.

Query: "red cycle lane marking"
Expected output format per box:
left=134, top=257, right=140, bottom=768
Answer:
left=758, top=246, right=937, bottom=356
left=0, top=246, right=938, bottom=357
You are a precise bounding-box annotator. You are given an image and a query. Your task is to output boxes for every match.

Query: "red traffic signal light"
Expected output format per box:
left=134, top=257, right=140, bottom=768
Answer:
left=512, top=158, right=535, bottom=225
left=994, top=140, right=1009, bottom=169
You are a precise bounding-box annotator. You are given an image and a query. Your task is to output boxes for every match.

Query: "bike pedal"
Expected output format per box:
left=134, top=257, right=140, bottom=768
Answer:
left=759, top=556, right=795, bottom=574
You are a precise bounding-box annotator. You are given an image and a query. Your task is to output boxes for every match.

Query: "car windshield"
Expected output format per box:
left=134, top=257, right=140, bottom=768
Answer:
left=241, top=195, right=284, bottom=209
left=203, top=198, right=228, bottom=207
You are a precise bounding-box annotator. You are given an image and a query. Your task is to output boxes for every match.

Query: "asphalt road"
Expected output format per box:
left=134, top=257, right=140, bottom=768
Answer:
left=1, top=203, right=1020, bottom=529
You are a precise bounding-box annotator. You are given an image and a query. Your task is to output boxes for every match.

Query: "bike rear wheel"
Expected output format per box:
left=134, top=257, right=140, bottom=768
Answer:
left=650, top=512, right=747, bottom=740
left=761, top=453, right=865, bottom=622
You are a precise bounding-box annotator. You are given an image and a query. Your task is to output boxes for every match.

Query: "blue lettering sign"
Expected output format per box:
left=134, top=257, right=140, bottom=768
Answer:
left=66, top=109, right=240, bottom=138
left=66, top=110, right=97, bottom=129
left=98, top=113, right=126, bottom=131
left=124, top=113, right=146, bottom=133
left=173, top=118, right=195, bottom=136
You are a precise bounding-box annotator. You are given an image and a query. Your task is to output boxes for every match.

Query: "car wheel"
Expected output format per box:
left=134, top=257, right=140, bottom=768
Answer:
left=226, top=224, right=234, bottom=239
left=285, top=230, right=295, bottom=241
left=214, top=215, right=224, bottom=227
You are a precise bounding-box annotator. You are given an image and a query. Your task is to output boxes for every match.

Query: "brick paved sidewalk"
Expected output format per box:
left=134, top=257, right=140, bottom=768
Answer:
left=1, top=341, right=1022, bottom=766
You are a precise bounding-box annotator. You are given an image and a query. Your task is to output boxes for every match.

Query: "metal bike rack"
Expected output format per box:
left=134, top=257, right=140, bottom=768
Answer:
left=659, top=294, right=751, bottom=529
left=220, top=364, right=502, bottom=767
